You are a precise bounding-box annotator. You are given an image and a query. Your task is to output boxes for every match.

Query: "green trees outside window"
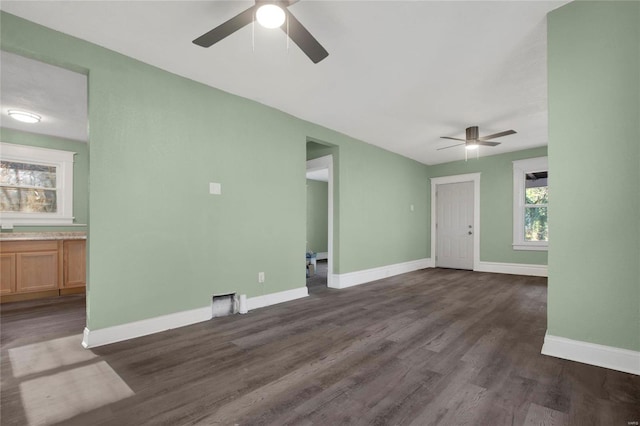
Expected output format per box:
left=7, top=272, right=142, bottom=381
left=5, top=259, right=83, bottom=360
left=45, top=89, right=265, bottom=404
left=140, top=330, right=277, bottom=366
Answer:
left=524, top=176, right=548, bottom=241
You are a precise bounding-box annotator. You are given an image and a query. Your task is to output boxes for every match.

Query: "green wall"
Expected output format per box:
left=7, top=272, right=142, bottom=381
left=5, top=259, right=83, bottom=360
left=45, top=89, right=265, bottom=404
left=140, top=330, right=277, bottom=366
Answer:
left=547, top=1, right=640, bottom=351
left=306, top=179, right=328, bottom=253
left=0, top=127, right=89, bottom=232
left=1, top=12, right=430, bottom=330
left=429, top=147, right=548, bottom=265
left=337, top=143, right=429, bottom=271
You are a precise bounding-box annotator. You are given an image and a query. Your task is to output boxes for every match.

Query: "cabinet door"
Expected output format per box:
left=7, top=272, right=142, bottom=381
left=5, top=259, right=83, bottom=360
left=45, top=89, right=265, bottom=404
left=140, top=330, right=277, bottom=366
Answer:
left=16, top=251, right=59, bottom=292
left=0, top=253, right=16, bottom=294
left=63, top=240, right=86, bottom=288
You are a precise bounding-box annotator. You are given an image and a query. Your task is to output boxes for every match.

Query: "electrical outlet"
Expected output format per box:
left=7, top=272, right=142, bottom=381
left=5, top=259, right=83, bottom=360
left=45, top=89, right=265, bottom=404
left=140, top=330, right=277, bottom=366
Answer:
left=258, top=272, right=265, bottom=283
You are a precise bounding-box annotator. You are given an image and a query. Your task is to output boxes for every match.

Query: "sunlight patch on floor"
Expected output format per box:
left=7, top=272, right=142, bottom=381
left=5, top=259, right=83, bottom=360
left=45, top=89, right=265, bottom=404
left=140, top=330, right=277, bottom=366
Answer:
left=20, top=361, right=134, bottom=426
left=8, top=335, right=96, bottom=378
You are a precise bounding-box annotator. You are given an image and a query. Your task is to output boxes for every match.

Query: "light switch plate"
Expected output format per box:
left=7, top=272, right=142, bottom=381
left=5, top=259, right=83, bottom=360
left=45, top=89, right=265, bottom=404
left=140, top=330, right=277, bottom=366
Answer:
left=209, top=182, right=221, bottom=195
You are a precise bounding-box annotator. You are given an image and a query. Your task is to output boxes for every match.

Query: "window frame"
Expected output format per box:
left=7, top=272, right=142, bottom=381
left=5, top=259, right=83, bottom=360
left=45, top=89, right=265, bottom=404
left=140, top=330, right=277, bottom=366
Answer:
left=513, top=156, right=548, bottom=251
left=1, top=142, right=75, bottom=226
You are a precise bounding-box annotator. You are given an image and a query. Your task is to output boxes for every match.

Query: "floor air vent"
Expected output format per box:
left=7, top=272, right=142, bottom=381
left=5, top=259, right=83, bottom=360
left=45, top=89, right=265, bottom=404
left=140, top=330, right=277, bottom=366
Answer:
left=212, top=293, right=238, bottom=318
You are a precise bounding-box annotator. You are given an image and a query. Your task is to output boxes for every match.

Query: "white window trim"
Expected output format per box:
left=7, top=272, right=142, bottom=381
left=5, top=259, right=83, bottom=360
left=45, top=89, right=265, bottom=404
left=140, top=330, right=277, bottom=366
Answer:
left=0, top=142, right=75, bottom=226
left=513, top=156, right=548, bottom=251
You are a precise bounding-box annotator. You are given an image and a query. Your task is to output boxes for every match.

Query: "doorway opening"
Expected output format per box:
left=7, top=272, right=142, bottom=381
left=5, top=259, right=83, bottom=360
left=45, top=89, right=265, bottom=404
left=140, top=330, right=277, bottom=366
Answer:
left=0, top=50, right=89, bottom=327
left=305, top=142, right=334, bottom=293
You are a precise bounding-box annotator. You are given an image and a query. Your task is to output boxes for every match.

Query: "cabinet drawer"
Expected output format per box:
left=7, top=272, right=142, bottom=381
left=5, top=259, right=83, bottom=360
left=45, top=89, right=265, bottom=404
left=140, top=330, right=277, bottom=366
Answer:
left=1, top=240, right=59, bottom=253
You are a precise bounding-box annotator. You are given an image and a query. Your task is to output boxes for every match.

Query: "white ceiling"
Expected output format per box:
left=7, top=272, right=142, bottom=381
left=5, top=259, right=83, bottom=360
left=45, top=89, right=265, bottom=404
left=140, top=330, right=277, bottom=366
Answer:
left=0, top=1, right=567, bottom=165
left=1, top=50, right=88, bottom=142
left=306, top=168, right=329, bottom=182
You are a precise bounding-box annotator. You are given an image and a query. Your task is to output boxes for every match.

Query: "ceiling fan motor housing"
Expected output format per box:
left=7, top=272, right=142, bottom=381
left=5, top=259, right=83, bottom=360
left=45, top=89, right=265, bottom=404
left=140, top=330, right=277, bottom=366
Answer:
left=466, top=126, right=479, bottom=141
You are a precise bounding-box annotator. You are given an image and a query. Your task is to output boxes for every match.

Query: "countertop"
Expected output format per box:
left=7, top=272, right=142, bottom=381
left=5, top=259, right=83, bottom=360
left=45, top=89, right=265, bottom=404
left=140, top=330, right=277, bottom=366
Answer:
left=0, top=232, right=87, bottom=241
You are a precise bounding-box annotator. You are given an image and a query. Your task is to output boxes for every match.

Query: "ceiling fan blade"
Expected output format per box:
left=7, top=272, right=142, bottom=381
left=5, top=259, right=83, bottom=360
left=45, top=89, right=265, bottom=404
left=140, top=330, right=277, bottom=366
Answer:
left=437, top=143, right=465, bottom=150
left=477, top=141, right=501, bottom=147
left=440, top=136, right=467, bottom=142
left=193, top=5, right=257, bottom=47
left=479, top=129, right=516, bottom=140
left=282, top=10, right=329, bottom=63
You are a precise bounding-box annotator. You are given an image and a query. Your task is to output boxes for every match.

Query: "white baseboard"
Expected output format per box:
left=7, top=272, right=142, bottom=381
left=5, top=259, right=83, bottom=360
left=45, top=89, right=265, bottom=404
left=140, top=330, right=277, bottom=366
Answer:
left=82, top=306, right=212, bottom=349
left=82, top=286, right=308, bottom=349
left=329, top=258, right=432, bottom=289
left=542, top=332, right=640, bottom=375
left=316, top=252, right=328, bottom=260
left=475, top=261, right=547, bottom=277
left=246, top=286, right=308, bottom=311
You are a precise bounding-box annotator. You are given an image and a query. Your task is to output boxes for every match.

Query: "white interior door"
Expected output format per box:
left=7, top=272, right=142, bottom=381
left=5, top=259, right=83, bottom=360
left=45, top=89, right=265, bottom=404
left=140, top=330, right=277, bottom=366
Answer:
left=436, top=181, right=474, bottom=270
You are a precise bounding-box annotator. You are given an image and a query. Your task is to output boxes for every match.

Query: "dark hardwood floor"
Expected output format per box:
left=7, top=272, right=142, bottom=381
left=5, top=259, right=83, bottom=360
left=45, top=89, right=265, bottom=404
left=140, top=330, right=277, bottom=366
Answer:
left=1, top=269, right=639, bottom=425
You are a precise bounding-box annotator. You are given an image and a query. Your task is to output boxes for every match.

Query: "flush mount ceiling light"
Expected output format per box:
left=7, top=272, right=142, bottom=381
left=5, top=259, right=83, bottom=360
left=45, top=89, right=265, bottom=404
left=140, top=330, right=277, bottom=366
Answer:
left=256, top=4, right=286, bottom=29
left=8, top=110, right=41, bottom=124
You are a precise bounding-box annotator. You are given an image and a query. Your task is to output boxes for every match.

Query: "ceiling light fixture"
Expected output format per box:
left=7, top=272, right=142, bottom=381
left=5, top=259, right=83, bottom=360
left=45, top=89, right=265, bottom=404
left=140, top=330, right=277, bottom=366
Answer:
left=465, top=143, right=479, bottom=150
left=256, top=4, right=286, bottom=29
left=8, top=110, right=41, bottom=124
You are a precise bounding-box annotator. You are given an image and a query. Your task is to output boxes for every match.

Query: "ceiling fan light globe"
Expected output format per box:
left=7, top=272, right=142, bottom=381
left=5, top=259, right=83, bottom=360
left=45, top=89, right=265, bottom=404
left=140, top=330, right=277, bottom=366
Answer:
left=465, top=144, right=479, bottom=150
left=256, top=4, right=286, bottom=29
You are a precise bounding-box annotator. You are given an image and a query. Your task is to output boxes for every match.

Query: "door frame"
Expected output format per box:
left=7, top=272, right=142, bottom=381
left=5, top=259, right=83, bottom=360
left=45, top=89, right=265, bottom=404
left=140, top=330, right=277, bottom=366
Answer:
left=306, top=155, right=334, bottom=287
left=431, top=173, right=481, bottom=270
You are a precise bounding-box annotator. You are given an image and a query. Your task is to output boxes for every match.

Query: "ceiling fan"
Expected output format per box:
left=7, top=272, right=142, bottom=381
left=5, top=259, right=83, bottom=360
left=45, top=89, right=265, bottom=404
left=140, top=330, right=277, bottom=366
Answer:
left=193, top=0, right=329, bottom=64
left=438, top=126, right=517, bottom=151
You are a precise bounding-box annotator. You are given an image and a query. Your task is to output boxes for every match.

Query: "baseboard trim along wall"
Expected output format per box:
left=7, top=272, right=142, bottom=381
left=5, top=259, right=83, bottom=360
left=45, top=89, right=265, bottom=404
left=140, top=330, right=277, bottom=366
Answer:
left=475, top=261, right=547, bottom=277
left=82, top=286, right=309, bottom=349
left=329, top=258, right=433, bottom=289
left=542, top=332, right=640, bottom=375
left=246, top=286, right=308, bottom=311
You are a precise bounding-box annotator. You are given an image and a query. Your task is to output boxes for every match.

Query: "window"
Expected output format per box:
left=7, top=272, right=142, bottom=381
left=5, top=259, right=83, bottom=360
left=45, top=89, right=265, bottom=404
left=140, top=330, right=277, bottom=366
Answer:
left=513, top=156, right=548, bottom=250
left=0, top=142, right=75, bottom=226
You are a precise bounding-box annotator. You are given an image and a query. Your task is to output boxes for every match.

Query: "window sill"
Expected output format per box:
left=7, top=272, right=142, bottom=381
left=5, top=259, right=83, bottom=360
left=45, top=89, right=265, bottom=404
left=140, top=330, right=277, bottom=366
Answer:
left=0, top=217, right=75, bottom=228
left=513, top=244, right=548, bottom=251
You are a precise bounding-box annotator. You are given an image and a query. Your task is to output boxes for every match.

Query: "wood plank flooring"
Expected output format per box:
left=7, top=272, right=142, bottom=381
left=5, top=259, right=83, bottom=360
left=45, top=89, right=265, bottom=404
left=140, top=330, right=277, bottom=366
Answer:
left=1, top=268, right=639, bottom=425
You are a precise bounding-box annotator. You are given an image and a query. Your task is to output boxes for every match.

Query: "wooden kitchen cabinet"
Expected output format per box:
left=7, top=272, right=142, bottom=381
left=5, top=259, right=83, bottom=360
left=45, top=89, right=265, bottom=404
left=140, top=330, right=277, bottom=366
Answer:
left=63, top=240, right=86, bottom=288
left=0, top=237, right=86, bottom=302
left=0, top=253, right=16, bottom=295
left=16, top=250, right=59, bottom=292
